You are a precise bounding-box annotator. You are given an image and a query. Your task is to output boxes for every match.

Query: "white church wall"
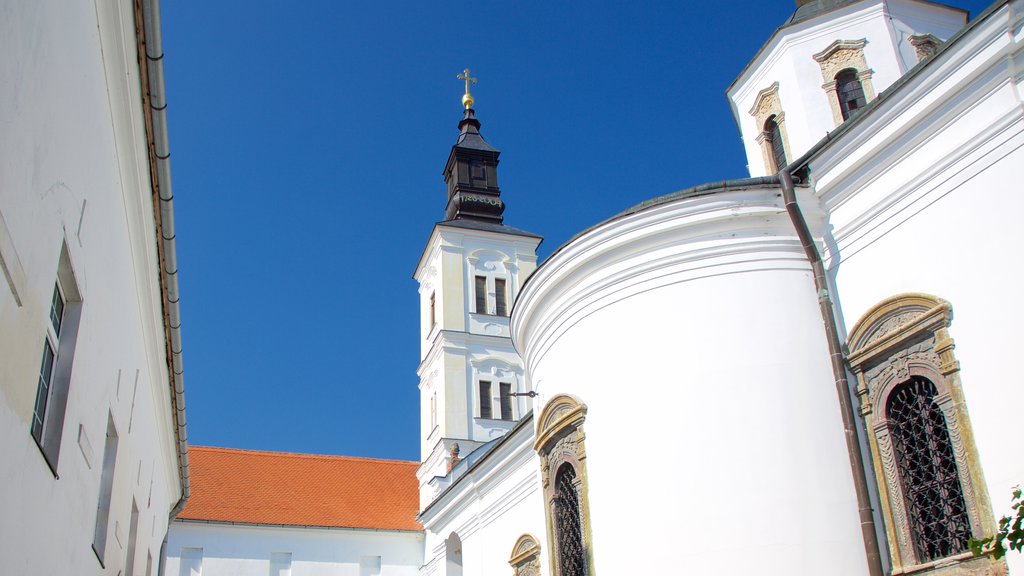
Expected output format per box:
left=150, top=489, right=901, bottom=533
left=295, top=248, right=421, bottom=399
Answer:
left=165, top=522, right=423, bottom=576
left=806, top=4, right=1024, bottom=570
left=0, top=0, right=183, bottom=574
left=513, top=186, right=872, bottom=575
left=419, top=424, right=546, bottom=576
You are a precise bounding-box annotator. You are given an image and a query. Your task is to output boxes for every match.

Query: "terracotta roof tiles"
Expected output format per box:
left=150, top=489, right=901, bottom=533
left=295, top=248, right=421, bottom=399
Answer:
left=178, top=446, right=422, bottom=531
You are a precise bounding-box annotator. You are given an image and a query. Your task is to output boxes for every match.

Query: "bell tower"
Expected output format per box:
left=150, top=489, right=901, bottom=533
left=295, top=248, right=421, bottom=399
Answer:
left=412, top=71, right=543, bottom=509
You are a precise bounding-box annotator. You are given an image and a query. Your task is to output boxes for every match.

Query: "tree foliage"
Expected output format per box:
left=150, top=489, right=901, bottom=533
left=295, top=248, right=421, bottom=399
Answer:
left=969, top=485, right=1023, bottom=560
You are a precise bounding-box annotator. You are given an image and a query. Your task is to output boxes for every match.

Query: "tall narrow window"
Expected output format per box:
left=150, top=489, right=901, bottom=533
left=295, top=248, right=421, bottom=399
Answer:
left=430, top=392, right=437, bottom=429
left=125, top=499, right=140, bottom=576
left=554, top=464, right=585, bottom=576
left=835, top=68, right=866, bottom=121
left=765, top=115, right=787, bottom=171
left=495, top=278, right=508, bottom=316
left=887, top=376, right=970, bottom=561
left=474, top=276, right=487, bottom=314
left=499, top=382, right=513, bottom=420
left=92, top=415, right=119, bottom=564
left=429, top=292, right=436, bottom=328
left=31, top=244, right=82, bottom=473
left=479, top=380, right=492, bottom=419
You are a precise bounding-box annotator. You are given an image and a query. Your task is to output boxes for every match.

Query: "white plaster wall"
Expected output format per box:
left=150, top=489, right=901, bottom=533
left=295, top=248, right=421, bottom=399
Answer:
left=808, top=4, right=1024, bottom=570
left=420, top=427, right=547, bottom=576
left=165, top=523, right=423, bottom=576
left=513, top=188, right=872, bottom=575
left=729, top=0, right=965, bottom=177
left=0, top=0, right=183, bottom=574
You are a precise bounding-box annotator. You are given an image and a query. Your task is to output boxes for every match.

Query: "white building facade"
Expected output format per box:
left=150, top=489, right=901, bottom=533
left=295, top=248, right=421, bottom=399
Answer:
left=0, top=0, right=188, bottom=574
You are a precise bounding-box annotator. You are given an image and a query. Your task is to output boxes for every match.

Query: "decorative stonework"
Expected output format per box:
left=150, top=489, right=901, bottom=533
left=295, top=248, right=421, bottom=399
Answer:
left=535, top=394, right=595, bottom=576
left=813, top=39, right=877, bottom=126
left=509, top=534, right=542, bottom=576
left=748, top=82, right=792, bottom=173
left=910, top=34, right=943, bottom=62
left=847, top=294, right=1003, bottom=575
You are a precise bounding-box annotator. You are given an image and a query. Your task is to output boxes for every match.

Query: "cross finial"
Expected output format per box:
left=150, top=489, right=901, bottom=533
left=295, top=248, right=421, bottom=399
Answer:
left=457, top=68, right=477, bottom=109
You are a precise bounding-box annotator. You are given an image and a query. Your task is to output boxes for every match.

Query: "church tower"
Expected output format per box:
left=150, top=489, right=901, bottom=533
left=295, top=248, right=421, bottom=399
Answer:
left=413, top=72, right=542, bottom=509
left=727, top=0, right=967, bottom=177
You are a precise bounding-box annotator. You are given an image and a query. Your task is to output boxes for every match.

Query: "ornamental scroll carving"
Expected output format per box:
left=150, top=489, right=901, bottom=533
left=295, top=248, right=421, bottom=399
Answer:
left=509, top=534, right=542, bottom=576
left=847, top=294, right=1003, bottom=575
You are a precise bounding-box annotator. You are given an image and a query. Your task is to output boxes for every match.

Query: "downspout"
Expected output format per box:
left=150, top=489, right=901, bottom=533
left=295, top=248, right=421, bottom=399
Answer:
left=777, top=165, right=884, bottom=576
left=138, top=1, right=190, bottom=572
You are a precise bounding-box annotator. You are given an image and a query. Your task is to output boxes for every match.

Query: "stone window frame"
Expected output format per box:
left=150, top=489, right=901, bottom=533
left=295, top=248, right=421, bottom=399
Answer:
left=748, top=82, right=793, bottom=173
left=813, top=39, right=877, bottom=127
left=534, top=394, right=595, bottom=576
left=846, top=294, right=1003, bottom=575
left=909, top=34, right=942, bottom=63
left=508, top=534, right=541, bottom=576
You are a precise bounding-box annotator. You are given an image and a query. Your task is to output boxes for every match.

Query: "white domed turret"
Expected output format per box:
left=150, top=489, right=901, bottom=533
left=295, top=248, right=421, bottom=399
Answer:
left=727, top=0, right=967, bottom=176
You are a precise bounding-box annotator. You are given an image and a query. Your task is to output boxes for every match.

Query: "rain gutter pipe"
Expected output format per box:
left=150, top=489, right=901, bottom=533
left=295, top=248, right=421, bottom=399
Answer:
left=776, top=143, right=884, bottom=576
left=138, top=0, right=189, bottom=572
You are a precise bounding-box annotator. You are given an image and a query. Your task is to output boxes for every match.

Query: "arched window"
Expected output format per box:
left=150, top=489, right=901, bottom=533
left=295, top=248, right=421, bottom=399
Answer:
left=835, top=68, right=867, bottom=121
left=764, top=115, right=787, bottom=171
left=535, top=394, right=594, bottom=576
left=846, top=294, right=1003, bottom=574
left=445, top=533, right=463, bottom=576
left=554, top=464, right=585, bottom=576
left=886, top=376, right=971, bottom=561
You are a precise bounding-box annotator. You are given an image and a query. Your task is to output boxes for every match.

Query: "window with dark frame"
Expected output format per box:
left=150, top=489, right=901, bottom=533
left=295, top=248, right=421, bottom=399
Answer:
left=429, top=292, right=436, bottom=328
left=887, top=376, right=971, bottom=562
left=474, top=276, right=487, bottom=314
left=499, top=382, right=512, bottom=420
left=495, top=278, right=507, bottom=316
left=835, top=68, right=867, bottom=121
left=32, top=282, right=64, bottom=445
left=554, top=464, right=586, bottom=576
left=764, top=115, right=787, bottom=172
left=479, top=380, right=492, bottom=419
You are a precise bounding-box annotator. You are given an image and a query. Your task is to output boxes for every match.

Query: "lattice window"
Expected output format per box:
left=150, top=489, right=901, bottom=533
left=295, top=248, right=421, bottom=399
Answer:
left=765, top=115, right=787, bottom=171
left=554, top=464, right=585, bottom=576
left=835, top=69, right=866, bottom=121
left=887, top=377, right=970, bottom=561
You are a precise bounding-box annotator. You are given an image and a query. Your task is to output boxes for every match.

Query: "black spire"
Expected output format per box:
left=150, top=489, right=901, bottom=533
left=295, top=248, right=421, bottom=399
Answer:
left=442, top=108, right=505, bottom=223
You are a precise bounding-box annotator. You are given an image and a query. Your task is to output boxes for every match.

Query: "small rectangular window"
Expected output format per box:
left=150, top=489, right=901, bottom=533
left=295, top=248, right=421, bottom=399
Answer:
left=479, top=380, right=492, bottom=419
left=500, top=382, right=513, bottom=420
left=179, top=548, right=203, bottom=576
left=475, top=276, right=487, bottom=314
left=92, top=415, right=119, bottom=564
left=495, top=278, right=507, bottom=316
left=270, top=552, right=292, bottom=576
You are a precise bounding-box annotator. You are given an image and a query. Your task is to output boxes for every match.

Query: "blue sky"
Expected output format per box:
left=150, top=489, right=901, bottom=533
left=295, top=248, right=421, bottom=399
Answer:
left=161, top=0, right=992, bottom=461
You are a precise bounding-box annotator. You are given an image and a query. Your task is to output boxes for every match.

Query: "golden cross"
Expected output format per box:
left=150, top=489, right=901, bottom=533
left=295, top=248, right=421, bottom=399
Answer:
left=457, top=68, right=477, bottom=95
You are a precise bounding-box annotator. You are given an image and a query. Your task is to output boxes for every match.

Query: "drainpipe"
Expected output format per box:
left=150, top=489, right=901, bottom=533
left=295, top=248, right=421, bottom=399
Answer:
left=777, top=166, right=884, bottom=576
left=138, top=1, right=190, bottom=573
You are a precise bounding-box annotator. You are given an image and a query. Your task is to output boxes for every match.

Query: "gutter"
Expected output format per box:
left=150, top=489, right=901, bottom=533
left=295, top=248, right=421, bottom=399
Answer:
left=776, top=141, right=885, bottom=576
left=137, top=0, right=190, bottom=535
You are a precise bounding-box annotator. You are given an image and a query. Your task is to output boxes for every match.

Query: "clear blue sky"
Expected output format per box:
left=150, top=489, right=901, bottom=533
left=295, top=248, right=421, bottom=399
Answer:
left=162, top=0, right=992, bottom=461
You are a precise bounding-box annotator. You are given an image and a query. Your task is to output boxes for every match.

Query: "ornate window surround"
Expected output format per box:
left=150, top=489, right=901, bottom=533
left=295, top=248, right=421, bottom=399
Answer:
left=846, top=294, right=1004, bottom=575
left=534, top=394, right=595, bottom=576
left=813, top=39, right=877, bottom=127
left=748, top=82, right=793, bottom=173
left=508, top=534, right=541, bottom=576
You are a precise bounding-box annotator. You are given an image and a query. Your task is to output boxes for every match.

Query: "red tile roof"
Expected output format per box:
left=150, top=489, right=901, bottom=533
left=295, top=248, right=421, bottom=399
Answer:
left=178, top=446, right=422, bottom=531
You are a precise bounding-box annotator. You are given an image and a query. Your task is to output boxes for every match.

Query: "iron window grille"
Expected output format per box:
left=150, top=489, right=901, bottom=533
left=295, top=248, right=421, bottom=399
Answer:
left=554, top=464, right=586, bottom=576
left=836, top=69, right=867, bottom=121
left=765, top=115, right=787, bottom=171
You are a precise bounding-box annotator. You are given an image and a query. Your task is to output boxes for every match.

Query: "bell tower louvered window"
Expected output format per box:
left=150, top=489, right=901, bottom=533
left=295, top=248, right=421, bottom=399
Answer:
left=835, top=68, right=867, bottom=121
left=554, top=464, right=585, bottom=576
left=887, top=376, right=970, bottom=561
left=765, top=115, right=787, bottom=171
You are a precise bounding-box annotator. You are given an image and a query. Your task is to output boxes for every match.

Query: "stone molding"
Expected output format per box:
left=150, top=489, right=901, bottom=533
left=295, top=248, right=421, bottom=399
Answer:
left=910, top=34, right=942, bottom=62
left=847, top=293, right=1003, bottom=575
left=509, top=534, right=542, bottom=576
left=813, top=38, right=876, bottom=126
left=535, top=394, right=595, bottom=576
left=748, top=81, right=792, bottom=172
